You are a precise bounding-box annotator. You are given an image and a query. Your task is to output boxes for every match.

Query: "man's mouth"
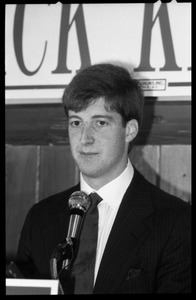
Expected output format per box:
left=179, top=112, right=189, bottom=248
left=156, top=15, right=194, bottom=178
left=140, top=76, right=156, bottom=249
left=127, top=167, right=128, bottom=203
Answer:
left=79, top=151, right=98, bottom=156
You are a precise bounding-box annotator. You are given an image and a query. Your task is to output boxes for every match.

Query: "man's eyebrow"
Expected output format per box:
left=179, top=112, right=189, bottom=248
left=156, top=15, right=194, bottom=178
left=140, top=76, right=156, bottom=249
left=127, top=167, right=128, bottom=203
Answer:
left=91, top=115, right=115, bottom=120
left=68, top=114, right=115, bottom=120
left=68, top=115, right=82, bottom=120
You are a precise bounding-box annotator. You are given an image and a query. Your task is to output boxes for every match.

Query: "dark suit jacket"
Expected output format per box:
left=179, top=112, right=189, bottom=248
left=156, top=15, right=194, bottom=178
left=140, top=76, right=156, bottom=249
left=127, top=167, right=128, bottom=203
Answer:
left=16, top=168, right=191, bottom=294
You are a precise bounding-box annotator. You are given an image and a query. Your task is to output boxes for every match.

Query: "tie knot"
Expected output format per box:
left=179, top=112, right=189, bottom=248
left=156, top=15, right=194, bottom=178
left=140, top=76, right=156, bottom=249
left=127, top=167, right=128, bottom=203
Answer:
left=89, top=192, right=102, bottom=207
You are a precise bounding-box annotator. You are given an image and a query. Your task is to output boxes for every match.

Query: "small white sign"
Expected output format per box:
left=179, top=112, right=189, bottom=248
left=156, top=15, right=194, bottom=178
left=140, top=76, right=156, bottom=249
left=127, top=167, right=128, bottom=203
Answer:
left=6, top=278, right=59, bottom=295
left=139, top=79, right=166, bottom=91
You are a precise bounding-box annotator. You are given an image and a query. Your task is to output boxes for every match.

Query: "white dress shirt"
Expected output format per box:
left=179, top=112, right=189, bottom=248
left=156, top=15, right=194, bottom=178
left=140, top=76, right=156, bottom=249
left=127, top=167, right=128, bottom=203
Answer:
left=80, top=159, right=134, bottom=284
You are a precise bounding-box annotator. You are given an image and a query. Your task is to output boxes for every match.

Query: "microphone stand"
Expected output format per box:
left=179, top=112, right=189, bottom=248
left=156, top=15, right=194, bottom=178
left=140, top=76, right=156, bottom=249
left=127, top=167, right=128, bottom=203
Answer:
left=49, top=191, right=91, bottom=294
left=50, top=237, right=77, bottom=294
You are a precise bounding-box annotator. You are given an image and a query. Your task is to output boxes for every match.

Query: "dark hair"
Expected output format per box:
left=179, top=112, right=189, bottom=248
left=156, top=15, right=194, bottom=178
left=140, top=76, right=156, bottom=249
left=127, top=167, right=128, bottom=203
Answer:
left=62, top=63, right=144, bottom=127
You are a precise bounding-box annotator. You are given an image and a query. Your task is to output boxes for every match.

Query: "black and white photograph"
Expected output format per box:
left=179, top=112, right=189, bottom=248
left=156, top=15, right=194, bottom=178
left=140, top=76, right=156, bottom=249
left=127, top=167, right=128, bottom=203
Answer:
left=6, top=2, right=191, bottom=294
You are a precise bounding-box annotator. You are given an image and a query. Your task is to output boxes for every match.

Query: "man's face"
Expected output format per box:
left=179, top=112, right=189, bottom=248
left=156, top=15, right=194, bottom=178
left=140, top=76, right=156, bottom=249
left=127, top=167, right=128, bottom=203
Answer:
left=68, top=97, right=136, bottom=189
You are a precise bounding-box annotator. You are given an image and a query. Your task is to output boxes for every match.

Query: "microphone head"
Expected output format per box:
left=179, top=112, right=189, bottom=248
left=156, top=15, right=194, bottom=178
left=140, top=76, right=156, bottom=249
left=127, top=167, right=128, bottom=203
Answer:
left=68, top=191, right=91, bottom=214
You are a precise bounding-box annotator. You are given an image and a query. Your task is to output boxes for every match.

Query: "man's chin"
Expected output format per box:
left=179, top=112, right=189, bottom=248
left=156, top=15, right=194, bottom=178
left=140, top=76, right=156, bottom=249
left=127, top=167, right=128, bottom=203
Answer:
left=79, top=165, right=102, bottom=179
left=80, top=169, right=100, bottom=178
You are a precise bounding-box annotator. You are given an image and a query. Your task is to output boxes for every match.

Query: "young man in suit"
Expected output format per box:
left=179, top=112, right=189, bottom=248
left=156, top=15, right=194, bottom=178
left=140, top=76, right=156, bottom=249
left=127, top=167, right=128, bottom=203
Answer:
left=17, top=63, right=191, bottom=293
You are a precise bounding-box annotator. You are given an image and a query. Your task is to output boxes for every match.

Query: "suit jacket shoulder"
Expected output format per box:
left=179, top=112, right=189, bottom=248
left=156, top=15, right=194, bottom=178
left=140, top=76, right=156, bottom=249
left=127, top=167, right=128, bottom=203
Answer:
left=27, top=184, right=80, bottom=225
left=133, top=167, right=190, bottom=215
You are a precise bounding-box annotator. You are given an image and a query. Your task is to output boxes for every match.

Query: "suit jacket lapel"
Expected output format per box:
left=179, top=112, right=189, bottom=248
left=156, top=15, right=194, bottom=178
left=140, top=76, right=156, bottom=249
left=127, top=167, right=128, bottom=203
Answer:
left=93, top=169, right=154, bottom=294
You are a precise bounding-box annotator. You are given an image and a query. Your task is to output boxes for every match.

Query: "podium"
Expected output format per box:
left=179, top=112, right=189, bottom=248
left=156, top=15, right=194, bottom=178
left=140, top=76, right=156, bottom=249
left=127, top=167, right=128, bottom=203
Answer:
left=6, top=279, right=59, bottom=295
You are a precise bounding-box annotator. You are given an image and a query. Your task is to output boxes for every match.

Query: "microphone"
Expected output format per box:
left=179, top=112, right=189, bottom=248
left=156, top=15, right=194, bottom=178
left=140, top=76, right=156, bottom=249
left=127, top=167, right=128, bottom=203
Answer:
left=50, top=191, right=91, bottom=280
left=67, top=191, right=91, bottom=240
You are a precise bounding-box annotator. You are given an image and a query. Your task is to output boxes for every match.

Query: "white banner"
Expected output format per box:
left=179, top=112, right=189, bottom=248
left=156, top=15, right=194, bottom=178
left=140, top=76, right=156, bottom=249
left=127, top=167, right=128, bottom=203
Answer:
left=5, top=2, right=191, bottom=104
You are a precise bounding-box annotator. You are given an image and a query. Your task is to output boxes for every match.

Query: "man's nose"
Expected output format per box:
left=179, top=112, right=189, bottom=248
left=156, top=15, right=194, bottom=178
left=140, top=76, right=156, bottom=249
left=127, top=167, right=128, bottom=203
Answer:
left=80, top=123, right=95, bottom=145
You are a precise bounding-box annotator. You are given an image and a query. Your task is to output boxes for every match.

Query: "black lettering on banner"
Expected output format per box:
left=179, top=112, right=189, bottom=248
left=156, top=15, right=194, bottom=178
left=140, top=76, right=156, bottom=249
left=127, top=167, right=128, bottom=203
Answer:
left=52, top=4, right=91, bottom=74
left=13, top=5, right=47, bottom=76
left=134, top=3, right=182, bottom=72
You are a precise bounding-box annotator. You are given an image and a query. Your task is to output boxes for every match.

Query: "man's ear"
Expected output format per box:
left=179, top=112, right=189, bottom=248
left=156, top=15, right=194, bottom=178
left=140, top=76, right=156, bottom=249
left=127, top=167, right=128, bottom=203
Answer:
left=125, top=119, right=138, bottom=143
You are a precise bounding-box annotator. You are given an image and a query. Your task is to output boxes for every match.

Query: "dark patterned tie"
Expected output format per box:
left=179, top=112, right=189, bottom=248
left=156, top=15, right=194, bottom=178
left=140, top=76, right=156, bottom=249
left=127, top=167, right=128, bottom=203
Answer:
left=70, top=192, right=102, bottom=294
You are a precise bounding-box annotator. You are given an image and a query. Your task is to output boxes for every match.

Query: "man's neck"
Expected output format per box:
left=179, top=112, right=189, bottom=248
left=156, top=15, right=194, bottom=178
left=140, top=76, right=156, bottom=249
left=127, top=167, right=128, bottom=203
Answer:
left=81, top=160, right=129, bottom=191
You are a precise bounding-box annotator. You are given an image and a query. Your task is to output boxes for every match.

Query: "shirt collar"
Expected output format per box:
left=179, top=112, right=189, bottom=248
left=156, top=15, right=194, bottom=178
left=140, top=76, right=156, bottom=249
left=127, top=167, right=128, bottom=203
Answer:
left=80, top=159, right=134, bottom=209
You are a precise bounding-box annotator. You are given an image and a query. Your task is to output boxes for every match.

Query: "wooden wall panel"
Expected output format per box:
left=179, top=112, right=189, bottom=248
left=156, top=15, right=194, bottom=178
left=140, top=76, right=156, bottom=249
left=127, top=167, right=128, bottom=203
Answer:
left=129, top=145, right=160, bottom=186
left=159, top=145, right=191, bottom=203
left=39, top=145, right=78, bottom=200
left=6, top=145, right=37, bottom=261
left=6, top=145, right=79, bottom=261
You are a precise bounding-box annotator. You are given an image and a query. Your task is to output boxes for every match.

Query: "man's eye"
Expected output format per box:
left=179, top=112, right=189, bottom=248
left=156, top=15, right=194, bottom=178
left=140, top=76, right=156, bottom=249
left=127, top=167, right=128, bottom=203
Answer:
left=96, top=120, right=108, bottom=126
left=70, top=120, right=81, bottom=127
